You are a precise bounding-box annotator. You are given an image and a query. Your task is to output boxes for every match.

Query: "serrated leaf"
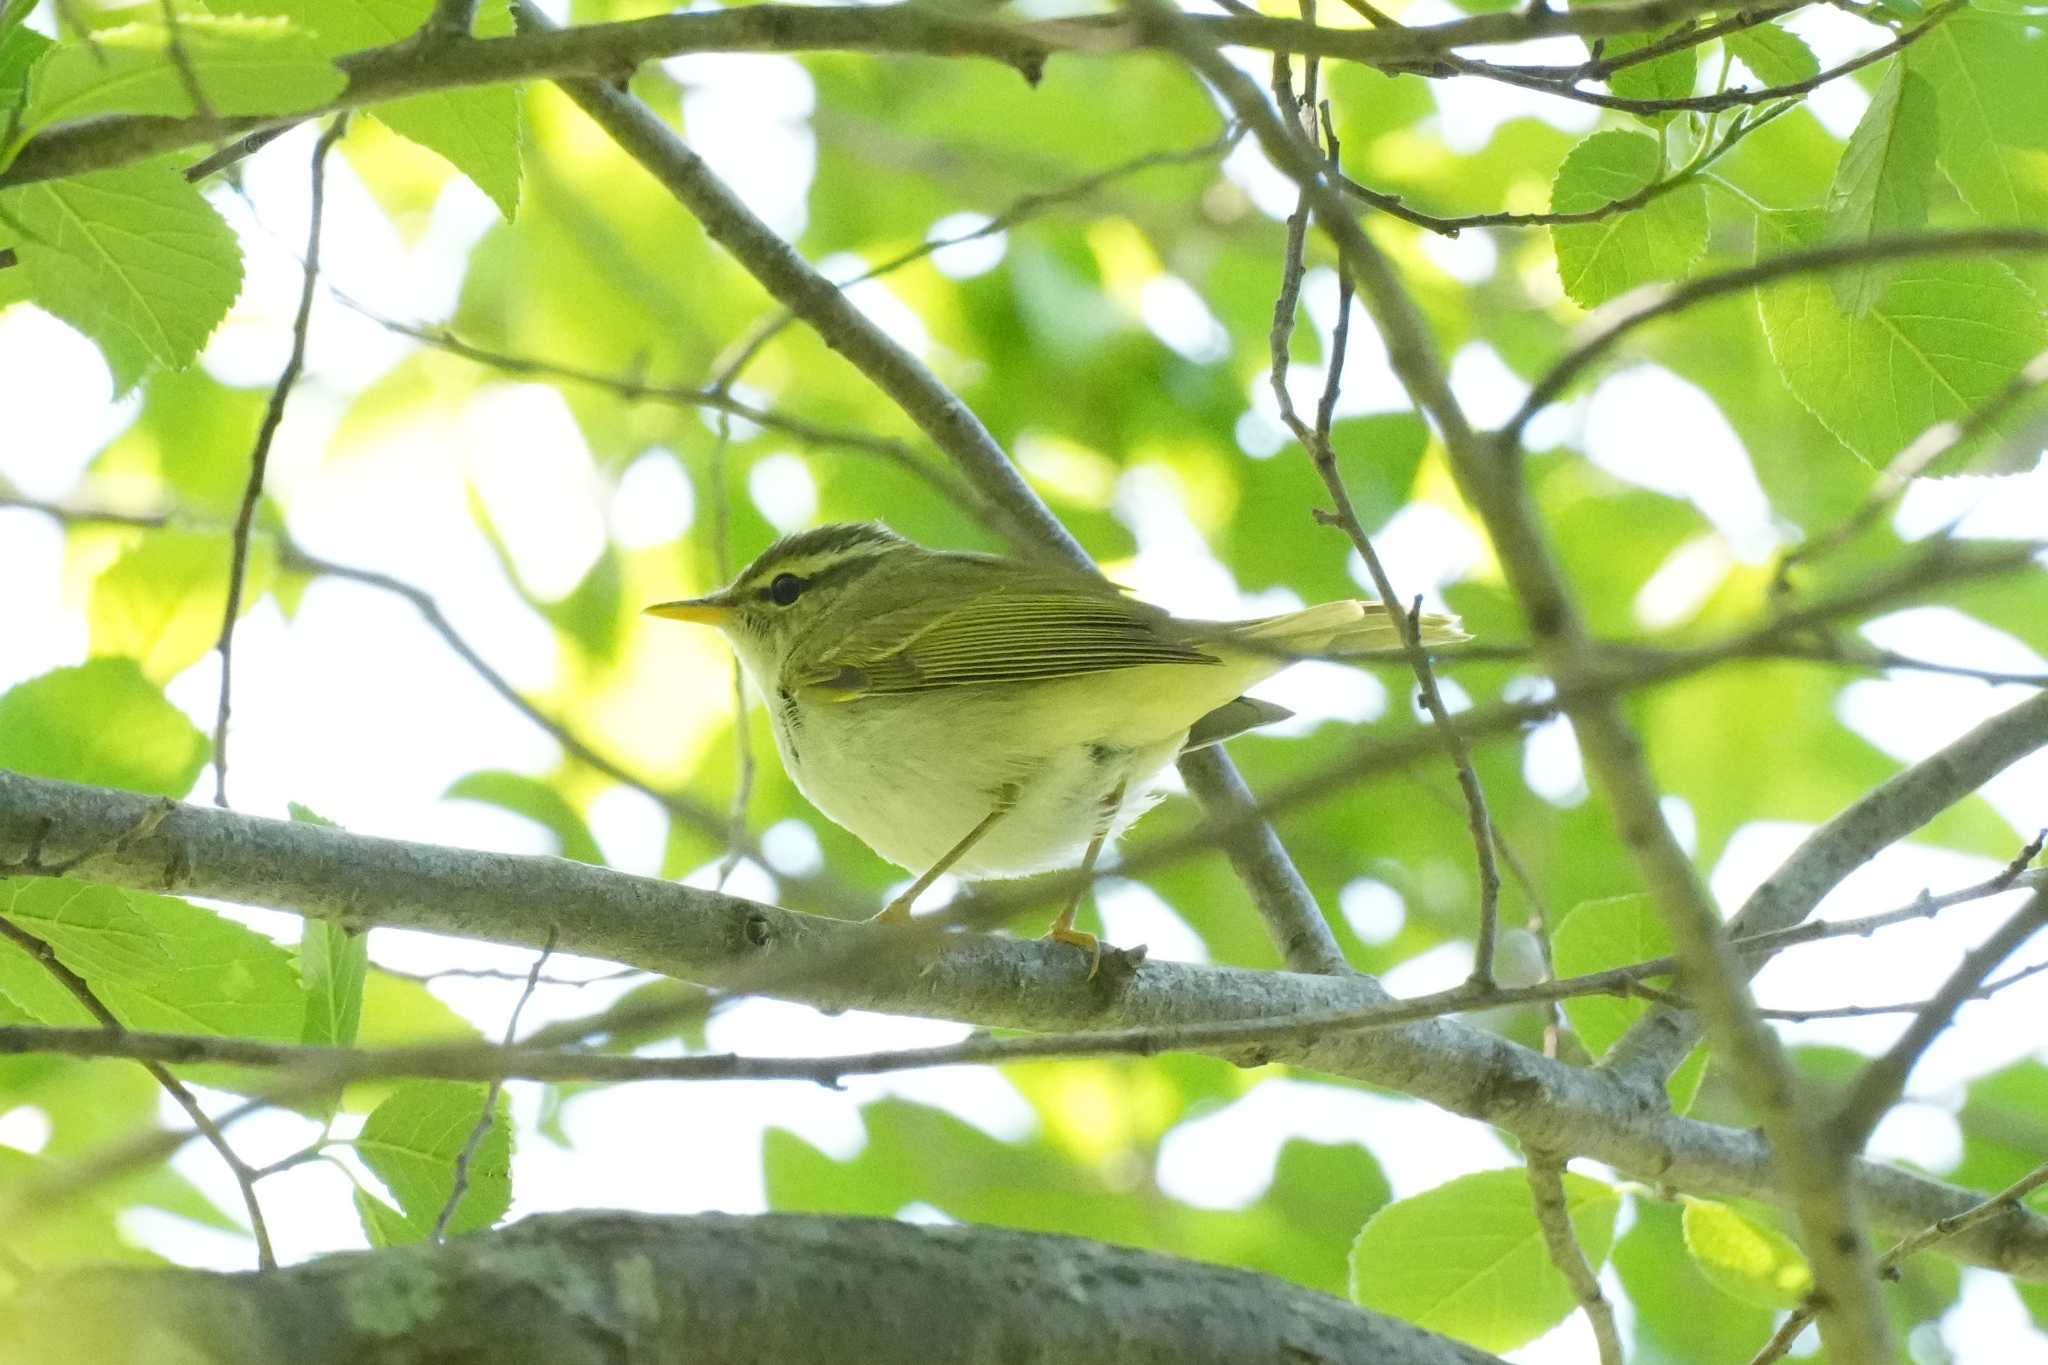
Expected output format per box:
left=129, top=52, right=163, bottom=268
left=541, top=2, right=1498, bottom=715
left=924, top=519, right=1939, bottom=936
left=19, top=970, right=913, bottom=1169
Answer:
left=1756, top=209, right=2048, bottom=469
left=1550, top=130, right=1708, bottom=308
left=231, top=0, right=522, bottom=219
left=20, top=16, right=345, bottom=134
left=1551, top=893, right=1707, bottom=1111
left=90, top=528, right=274, bottom=683
left=1906, top=10, right=2048, bottom=225
left=299, top=918, right=367, bottom=1048
left=1349, top=1168, right=1620, bottom=1352
left=1602, top=28, right=1697, bottom=125
left=0, top=659, right=209, bottom=795
left=445, top=770, right=604, bottom=865
left=1825, top=63, right=1940, bottom=314
left=353, top=1080, right=512, bottom=1242
left=1725, top=23, right=1820, bottom=89
left=0, top=880, right=303, bottom=1041
left=0, top=159, right=242, bottom=391
left=1682, top=1198, right=1815, bottom=1308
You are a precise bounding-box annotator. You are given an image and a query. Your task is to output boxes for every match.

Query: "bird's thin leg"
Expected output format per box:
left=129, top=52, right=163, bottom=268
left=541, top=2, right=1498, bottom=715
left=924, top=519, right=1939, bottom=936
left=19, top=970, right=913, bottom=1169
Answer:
left=871, top=783, right=1019, bottom=924
left=1042, top=779, right=1124, bottom=977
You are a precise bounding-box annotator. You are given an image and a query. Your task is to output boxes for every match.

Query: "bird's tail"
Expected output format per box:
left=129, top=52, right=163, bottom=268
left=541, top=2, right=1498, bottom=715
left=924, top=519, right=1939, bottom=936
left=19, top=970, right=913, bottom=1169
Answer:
left=1231, top=600, right=1470, bottom=654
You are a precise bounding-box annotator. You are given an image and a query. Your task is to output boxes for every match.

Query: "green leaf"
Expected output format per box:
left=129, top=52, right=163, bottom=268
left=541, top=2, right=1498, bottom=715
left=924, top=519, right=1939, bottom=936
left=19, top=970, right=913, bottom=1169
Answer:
left=0, top=660, right=209, bottom=795
left=0, top=25, right=51, bottom=119
left=1614, top=1198, right=1775, bottom=1361
left=1906, top=10, right=2048, bottom=225
left=1825, top=63, right=1940, bottom=314
left=1724, top=23, right=1820, bottom=89
left=1602, top=28, right=1697, bottom=125
left=1550, top=894, right=1707, bottom=1111
left=90, top=527, right=274, bottom=683
left=1348, top=1168, right=1621, bottom=1352
left=1681, top=1198, right=1815, bottom=1308
left=352, top=1185, right=415, bottom=1249
left=19, top=16, right=345, bottom=134
left=444, top=771, right=604, bottom=865
left=1756, top=209, right=2048, bottom=469
left=299, top=919, right=367, bottom=1048
left=353, top=1081, right=512, bottom=1242
left=0, top=159, right=243, bottom=391
left=1550, top=131, right=1708, bottom=308
left=0, top=880, right=302, bottom=1041
left=231, top=0, right=522, bottom=219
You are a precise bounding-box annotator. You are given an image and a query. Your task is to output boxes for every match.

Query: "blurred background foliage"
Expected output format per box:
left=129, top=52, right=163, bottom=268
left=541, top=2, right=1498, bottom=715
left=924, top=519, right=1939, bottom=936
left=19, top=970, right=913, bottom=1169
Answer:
left=2, top=0, right=2047, bottom=1357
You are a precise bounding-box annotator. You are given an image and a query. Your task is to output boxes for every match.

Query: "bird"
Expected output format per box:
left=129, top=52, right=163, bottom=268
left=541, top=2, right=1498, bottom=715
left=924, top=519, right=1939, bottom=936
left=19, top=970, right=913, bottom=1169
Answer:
left=646, top=522, right=1468, bottom=969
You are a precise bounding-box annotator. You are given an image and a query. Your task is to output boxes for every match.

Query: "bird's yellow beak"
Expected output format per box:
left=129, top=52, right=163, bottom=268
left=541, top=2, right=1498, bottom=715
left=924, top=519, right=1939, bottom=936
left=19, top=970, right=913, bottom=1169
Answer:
left=644, top=596, right=735, bottom=628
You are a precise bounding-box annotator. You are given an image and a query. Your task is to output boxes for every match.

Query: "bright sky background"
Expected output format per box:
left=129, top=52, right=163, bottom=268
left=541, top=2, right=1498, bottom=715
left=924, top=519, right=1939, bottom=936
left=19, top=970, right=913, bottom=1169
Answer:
left=2, top=3, right=2047, bottom=1360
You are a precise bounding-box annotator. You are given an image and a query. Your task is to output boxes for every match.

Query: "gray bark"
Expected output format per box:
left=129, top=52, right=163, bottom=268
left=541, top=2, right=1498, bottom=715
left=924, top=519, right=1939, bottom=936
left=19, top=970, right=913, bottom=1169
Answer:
left=0, top=1212, right=1504, bottom=1365
left=5, top=771, right=2048, bottom=1278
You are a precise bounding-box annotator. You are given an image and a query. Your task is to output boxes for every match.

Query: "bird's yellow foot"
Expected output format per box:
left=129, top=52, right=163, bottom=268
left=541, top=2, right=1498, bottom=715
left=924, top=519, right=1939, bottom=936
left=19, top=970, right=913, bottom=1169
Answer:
left=868, top=898, right=914, bottom=925
left=1042, top=924, right=1103, bottom=979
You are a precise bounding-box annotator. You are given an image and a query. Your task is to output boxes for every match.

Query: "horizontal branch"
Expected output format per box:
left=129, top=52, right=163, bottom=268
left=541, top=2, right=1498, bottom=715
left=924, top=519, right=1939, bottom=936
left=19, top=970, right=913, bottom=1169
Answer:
left=6, top=771, right=2048, bottom=1278
left=1, top=0, right=1730, bottom=190
left=0, top=1211, right=1508, bottom=1365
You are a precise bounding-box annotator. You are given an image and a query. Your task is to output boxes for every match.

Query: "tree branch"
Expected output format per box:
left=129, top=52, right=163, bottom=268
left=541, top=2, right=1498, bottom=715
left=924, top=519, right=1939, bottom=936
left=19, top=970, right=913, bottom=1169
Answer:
left=1604, top=690, right=2048, bottom=1091
left=0, top=0, right=1741, bottom=191
left=0, top=1211, right=1509, bottom=1365
left=8, top=772, right=2048, bottom=1279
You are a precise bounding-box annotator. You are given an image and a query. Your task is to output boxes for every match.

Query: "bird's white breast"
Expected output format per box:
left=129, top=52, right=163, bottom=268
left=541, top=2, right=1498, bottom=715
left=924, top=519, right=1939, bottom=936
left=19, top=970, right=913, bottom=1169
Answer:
left=766, top=680, right=1182, bottom=879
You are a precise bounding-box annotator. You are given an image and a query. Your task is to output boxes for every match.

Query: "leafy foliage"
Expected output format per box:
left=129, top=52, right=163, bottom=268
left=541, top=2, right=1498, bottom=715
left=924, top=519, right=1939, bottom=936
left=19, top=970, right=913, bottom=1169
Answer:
left=0, top=0, right=2044, bottom=1353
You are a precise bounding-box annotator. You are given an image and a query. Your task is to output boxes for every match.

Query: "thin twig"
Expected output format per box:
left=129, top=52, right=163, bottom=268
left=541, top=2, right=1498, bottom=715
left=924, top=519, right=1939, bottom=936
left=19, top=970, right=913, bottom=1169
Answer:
left=0, top=915, right=276, bottom=1269
left=0, top=486, right=869, bottom=917
left=1436, top=0, right=1959, bottom=117
left=1337, top=96, right=1795, bottom=236
left=212, top=114, right=347, bottom=808
left=1263, top=95, right=1502, bottom=987
left=1753, top=1156, right=2048, bottom=1365
left=1831, top=888, right=2048, bottom=1151
left=1526, top=1153, right=1624, bottom=1365
left=1777, top=348, right=2048, bottom=588
left=1501, top=228, right=2048, bottom=455
left=708, top=124, right=1245, bottom=381
left=430, top=927, right=556, bottom=1242
left=349, top=311, right=992, bottom=524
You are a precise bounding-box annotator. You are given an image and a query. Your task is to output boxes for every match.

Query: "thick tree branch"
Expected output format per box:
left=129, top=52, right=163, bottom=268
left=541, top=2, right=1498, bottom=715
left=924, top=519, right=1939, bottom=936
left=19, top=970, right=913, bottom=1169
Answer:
left=0, top=0, right=1736, bottom=191
left=0, top=1212, right=1508, bottom=1365
left=7, top=772, right=2048, bottom=1279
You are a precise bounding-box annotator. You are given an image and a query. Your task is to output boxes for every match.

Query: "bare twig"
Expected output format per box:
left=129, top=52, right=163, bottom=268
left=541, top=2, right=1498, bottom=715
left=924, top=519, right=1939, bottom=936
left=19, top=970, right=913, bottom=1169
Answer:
left=349, top=312, right=993, bottom=524
left=1832, top=888, right=2048, bottom=1151
left=430, top=928, right=555, bottom=1242
left=1754, top=1155, right=2048, bottom=1365
left=1501, top=229, right=2048, bottom=455
left=0, top=915, right=276, bottom=1269
left=1258, top=28, right=1501, bottom=988
left=1435, top=0, right=1959, bottom=117
left=0, top=487, right=869, bottom=918
left=1778, top=348, right=2048, bottom=587
left=1526, top=1154, right=1623, bottom=1365
left=212, top=115, right=347, bottom=808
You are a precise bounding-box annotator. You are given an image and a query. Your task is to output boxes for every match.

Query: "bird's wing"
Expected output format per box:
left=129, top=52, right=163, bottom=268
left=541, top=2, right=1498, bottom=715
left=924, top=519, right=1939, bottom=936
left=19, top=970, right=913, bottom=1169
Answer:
left=790, top=578, right=1218, bottom=699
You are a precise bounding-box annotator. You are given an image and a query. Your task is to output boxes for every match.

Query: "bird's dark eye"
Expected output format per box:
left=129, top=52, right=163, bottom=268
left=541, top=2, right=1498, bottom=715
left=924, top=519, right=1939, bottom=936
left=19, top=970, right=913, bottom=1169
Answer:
left=768, top=573, right=807, bottom=607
